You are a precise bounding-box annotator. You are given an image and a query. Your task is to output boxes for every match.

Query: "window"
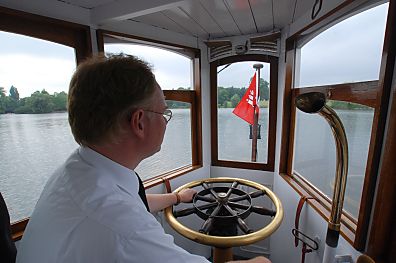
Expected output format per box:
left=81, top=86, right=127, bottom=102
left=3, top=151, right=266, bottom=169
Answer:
left=0, top=6, right=91, bottom=236
left=281, top=2, right=390, bottom=249
left=211, top=55, right=278, bottom=170
left=98, top=30, right=202, bottom=185
left=0, top=31, right=77, bottom=223
left=294, top=101, right=374, bottom=218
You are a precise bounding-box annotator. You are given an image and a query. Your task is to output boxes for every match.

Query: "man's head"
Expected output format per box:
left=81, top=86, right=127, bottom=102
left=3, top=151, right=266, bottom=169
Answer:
left=68, top=54, right=157, bottom=146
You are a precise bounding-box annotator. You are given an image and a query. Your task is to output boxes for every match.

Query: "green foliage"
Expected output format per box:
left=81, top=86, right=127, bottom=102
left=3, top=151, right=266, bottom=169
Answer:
left=9, top=86, right=20, bottom=100
left=52, top=92, right=68, bottom=111
left=259, top=78, right=269, bottom=100
left=167, top=101, right=189, bottom=109
left=0, top=86, right=68, bottom=114
left=0, top=87, right=5, bottom=97
left=217, top=78, right=270, bottom=108
left=328, top=100, right=371, bottom=110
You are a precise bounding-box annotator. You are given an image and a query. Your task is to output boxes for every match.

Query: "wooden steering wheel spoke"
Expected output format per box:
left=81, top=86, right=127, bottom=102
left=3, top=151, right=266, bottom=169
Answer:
left=223, top=204, right=253, bottom=234
left=228, top=202, right=276, bottom=217
left=174, top=203, right=217, bottom=218
left=195, top=194, right=216, bottom=203
left=229, top=190, right=266, bottom=202
left=224, top=181, right=239, bottom=198
left=199, top=204, right=223, bottom=233
left=202, top=182, right=219, bottom=199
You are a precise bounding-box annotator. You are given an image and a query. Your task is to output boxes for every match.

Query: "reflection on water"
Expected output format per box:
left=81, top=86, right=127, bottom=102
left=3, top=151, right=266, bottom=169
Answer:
left=0, top=113, right=77, bottom=222
left=218, top=108, right=269, bottom=163
left=0, top=109, right=372, bottom=222
left=0, top=110, right=191, bottom=222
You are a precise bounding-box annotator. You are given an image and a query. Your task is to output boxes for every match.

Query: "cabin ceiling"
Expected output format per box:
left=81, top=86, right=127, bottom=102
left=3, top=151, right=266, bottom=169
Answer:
left=58, top=0, right=314, bottom=39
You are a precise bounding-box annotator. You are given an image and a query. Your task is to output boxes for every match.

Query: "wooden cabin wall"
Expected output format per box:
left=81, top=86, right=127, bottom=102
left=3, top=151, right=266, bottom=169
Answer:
left=269, top=27, right=363, bottom=263
left=0, top=0, right=213, bottom=258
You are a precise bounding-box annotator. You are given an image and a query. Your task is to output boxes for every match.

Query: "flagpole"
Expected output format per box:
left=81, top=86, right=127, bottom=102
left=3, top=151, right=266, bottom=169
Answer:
left=251, top=63, right=263, bottom=162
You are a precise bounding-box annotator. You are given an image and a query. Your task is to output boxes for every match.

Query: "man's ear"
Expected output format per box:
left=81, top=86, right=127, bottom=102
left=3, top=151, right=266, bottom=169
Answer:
left=129, top=110, right=145, bottom=138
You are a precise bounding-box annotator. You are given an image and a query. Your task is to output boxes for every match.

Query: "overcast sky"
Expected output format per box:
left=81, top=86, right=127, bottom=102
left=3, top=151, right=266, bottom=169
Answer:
left=0, top=2, right=388, bottom=98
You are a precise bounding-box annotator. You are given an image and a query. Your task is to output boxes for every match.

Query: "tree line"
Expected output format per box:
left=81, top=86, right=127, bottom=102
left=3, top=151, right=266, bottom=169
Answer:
left=0, top=82, right=270, bottom=115
left=218, top=78, right=270, bottom=108
left=0, top=86, right=67, bottom=114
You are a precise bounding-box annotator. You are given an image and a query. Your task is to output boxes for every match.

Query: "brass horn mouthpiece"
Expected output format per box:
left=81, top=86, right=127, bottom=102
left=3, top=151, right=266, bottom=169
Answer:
left=295, top=92, right=326, bottom=113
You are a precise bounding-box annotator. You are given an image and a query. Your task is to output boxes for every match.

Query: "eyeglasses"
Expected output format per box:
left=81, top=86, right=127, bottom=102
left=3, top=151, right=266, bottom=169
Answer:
left=144, top=109, right=172, bottom=123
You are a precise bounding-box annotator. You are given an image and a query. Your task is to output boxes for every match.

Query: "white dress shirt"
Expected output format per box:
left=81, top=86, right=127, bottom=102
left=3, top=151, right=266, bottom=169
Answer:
left=17, top=147, right=209, bottom=263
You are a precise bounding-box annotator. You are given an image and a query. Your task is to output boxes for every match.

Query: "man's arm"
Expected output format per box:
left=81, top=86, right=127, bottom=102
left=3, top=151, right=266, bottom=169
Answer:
left=146, top=188, right=197, bottom=213
left=228, top=256, right=271, bottom=263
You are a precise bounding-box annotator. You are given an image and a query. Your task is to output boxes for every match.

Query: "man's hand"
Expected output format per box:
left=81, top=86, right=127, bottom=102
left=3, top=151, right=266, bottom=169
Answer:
left=177, top=188, right=197, bottom=203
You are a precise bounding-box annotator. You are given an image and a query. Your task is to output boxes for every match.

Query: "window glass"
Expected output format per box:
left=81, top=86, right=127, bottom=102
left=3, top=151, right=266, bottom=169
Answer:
left=0, top=31, right=77, bottom=222
left=104, top=43, right=194, bottom=180
left=297, top=3, right=389, bottom=88
left=136, top=101, right=192, bottom=180
left=294, top=101, right=374, bottom=218
left=105, top=43, right=192, bottom=90
left=217, top=61, right=270, bottom=163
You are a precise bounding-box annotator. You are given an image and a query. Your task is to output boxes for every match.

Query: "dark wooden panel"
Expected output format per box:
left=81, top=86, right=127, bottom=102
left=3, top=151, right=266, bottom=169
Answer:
left=355, top=0, right=396, bottom=252
left=293, top=81, right=379, bottom=108
left=0, top=6, right=92, bottom=63
left=367, top=0, right=396, bottom=260
left=279, top=40, right=295, bottom=174
left=210, top=54, right=277, bottom=171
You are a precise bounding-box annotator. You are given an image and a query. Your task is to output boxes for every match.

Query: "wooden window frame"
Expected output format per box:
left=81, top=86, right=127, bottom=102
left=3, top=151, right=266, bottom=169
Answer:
left=279, top=0, right=395, bottom=252
left=210, top=54, right=278, bottom=171
left=96, top=30, right=203, bottom=189
left=0, top=6, right=92, bottom=240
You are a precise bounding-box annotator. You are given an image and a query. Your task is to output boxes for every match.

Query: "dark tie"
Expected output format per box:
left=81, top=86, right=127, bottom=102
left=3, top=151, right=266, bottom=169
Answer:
left=136, top=173, right=150, bottom=212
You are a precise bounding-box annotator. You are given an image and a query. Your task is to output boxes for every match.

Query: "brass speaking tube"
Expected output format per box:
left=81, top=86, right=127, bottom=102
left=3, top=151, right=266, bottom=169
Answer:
left=295, top=92, right=348, bottom=250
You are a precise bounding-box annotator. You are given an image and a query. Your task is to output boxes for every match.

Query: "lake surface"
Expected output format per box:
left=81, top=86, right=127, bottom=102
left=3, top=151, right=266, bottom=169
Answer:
left=0, top=108, right=373, bottom=222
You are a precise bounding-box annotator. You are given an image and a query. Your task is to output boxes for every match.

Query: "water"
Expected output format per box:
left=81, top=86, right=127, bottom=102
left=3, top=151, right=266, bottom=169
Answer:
left=0, top=109, right=372, bottom=222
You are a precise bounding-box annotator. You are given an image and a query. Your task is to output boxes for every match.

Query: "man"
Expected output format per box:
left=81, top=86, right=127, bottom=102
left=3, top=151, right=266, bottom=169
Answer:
left=17, top=54, right=270, bottom=263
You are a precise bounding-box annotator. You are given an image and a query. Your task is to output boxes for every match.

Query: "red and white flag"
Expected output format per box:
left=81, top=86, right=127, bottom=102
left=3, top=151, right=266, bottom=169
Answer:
left=232, top=72, right=259, bottom=125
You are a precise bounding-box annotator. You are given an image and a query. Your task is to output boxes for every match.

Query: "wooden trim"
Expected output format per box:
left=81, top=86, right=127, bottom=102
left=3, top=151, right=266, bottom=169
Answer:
left=210, top=59, right=219, bottom=164
left=96, top=29, right=200, bottom=56
left=294, top=172, right=358, bottom=226
left=293, top=81, right=379, bottom=108
left=366, top=0, right=396, bottom=260
left=282, top=1, right=394, bottom=251
left=11, top=219, right=28, bottom=241
left=212, top=160, right=271, bottom=171
left=279, top=40, right=296, bottom=174
left=354, top=0, right=396, bottom=251
left=367, top=71, right=396, bottom=262
left=267, top=57, right=278, bottom=171
left=210, top=54, right=278, bottom=171
left=163, top=90, right=195, bottom=103
left=0, top=6, right=92, bottom=63
left=192, top=56, right=203, bottom=166
left=143, top=164, right=202, bottom=189
left=280, top=173, right=355, bottom=244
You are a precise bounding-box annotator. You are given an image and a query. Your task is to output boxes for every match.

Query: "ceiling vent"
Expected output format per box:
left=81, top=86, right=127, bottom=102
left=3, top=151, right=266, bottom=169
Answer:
left=204, top=40, right=233, bottom=61
left=205, top=31, right=281, bottom=62
left=249, top=32, right=281, bottom=55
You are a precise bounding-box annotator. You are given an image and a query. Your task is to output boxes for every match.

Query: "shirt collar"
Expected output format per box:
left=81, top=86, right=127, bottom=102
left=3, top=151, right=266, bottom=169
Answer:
left=77, top=146, right=139, bottom=196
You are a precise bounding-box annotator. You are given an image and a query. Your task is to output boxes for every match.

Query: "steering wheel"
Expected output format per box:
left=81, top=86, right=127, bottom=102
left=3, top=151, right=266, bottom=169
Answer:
left=164, top=177, right=283, bottom=248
